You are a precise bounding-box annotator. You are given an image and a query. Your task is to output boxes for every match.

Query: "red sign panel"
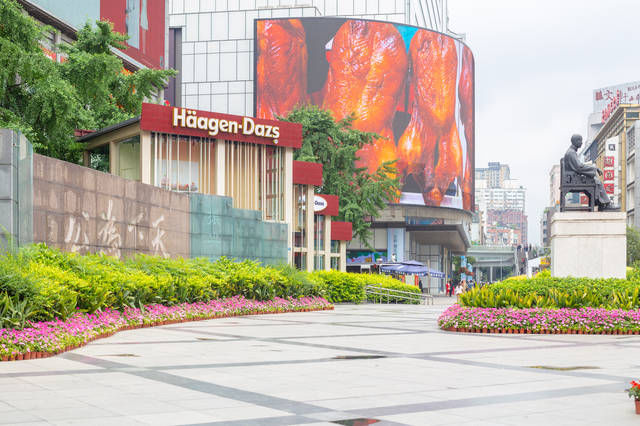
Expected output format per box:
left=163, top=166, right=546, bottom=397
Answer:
left=604, top=183, right=615, bottom=194
left=293, top=161, right=323, bottom=186
left=314, top=194, right=339, bottom=216
left=140, top=103, right=302, bottom=149
left=604, top=156, right=615, bottom=167
left=603, top=170, right=615, bottom=181
left=331, top=221, right=353, bottom=241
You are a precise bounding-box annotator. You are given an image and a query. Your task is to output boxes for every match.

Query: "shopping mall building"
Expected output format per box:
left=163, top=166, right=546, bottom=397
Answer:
left=20, top=0, right=474, bottom=287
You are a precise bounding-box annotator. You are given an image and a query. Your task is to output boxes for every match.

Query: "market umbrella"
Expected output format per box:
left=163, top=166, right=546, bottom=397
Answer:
left=380, top=260, right=445, bottom=278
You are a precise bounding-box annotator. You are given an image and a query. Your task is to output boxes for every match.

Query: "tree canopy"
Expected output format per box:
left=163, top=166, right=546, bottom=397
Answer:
left=282, top=105, right=400, bottom=245
left=0, top=0, right=175, bottom=163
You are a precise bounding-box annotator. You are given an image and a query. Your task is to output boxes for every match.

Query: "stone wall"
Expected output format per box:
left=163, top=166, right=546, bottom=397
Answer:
left=31, top=153, right=288, bottom=265
left=33, top=154, right=191, bottom=258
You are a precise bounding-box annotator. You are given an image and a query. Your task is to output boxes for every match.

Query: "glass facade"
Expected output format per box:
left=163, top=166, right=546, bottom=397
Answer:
left=168, top=0, right=444, bottom=114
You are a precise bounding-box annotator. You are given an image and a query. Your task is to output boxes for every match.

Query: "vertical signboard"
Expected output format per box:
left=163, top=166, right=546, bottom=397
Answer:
left=603, top=136, right=619, bottom=206
left=387, top=228, right=405, bottom=262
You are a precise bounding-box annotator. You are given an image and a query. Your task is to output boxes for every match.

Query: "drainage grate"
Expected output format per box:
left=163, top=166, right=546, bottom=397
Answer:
left=528, top=365, right=599, bottom=371
left=332, top=419, right=380, bottom=426
left=332, top=355, right=387, bottom=360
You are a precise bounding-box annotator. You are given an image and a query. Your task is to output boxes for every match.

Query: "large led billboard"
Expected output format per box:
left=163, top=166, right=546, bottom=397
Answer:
left=255, top=17, right=474, bottom=212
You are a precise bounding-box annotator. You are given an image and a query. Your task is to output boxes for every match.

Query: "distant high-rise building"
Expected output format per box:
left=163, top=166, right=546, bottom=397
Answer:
left=475, top=162, right=511, bottom=189
left=549, top=164, right=560, bottom=207
left=475, top=163, right=527, bottom=246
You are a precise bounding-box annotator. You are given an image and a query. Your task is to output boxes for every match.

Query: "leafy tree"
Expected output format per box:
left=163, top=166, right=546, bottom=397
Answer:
left=282, top=105, right=400, bottom=245
left=627, top=226, right=640, bottom=266
left=0, top=0, right=175, bottom=163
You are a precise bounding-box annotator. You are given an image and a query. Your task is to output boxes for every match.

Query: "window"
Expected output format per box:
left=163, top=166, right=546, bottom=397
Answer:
left=153, top=133, right=215, bottom=194
left=261, top=146, right=285, bottom=221
left=293, top=184, right=307, bottom=248
left=225, top=140, right=261, bottom=210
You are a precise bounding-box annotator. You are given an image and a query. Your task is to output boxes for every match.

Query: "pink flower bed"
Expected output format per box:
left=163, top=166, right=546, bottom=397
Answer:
left=0, top=296, right=332, bottom=361
left=438, top=304, right=640, bottom=334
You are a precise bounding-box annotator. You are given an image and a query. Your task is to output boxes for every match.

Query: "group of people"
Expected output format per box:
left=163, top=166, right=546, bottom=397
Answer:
left=445, top=280, right=488, bottom=296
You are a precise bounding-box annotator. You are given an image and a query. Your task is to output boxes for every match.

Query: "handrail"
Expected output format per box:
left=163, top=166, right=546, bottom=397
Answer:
left=364, top=285, right=434, bottom=305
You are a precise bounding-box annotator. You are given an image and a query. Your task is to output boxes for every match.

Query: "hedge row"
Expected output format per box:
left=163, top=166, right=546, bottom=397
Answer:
left=0, top=244, right=420, bottom=328
left=459, top=270, right=640, bottom=309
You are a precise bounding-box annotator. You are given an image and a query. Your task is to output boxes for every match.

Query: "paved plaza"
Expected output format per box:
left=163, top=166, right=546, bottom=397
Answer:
left=0, top=299, right=639, bottom=425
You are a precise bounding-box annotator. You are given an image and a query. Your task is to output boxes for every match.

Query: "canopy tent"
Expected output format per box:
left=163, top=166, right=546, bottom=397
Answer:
left=380, top=260, right=445, bottom=278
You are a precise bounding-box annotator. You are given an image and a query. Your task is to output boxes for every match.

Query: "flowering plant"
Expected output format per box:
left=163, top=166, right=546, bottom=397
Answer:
left=0, top=296, right=332, bottom=361
left=628, top=381, right=640, bottom=400
left=438, top=304, right=640, bottom=334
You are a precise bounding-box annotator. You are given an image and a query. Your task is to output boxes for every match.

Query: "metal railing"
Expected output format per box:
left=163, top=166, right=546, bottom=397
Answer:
left=365, top=285, right=434, bottom=305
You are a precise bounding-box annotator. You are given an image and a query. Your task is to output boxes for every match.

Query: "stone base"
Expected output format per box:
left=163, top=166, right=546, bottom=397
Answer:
left=551, top=211, right=626, bottom=278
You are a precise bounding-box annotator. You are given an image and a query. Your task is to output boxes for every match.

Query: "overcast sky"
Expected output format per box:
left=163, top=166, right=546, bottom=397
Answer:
left=447, top=0, right=640, bottom=245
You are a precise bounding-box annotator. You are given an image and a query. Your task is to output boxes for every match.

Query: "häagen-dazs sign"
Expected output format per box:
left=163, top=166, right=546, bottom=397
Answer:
left=172, top=107, right=280, bottom=142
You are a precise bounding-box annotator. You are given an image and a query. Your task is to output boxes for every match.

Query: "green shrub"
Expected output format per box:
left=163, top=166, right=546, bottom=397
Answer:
left=0, top=244, right=425, bottom=326
left=460, top=274, right=640, bottom=309
left=309, top=271, right=420, bottom=304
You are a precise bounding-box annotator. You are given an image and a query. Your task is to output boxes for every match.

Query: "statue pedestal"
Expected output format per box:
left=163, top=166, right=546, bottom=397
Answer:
left=551, top=212, right=626, bottom=279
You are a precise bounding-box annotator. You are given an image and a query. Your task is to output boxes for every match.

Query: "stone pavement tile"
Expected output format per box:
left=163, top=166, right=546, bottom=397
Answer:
left=496, top=412, right=609, bottom=426
left=4, top=423, right=51, bottom=426
left=311, top=394, right=442, bottom=411
left=198, top=406, right=290, bottom=422
left=433, top=402, right=537, bottom=420
left=171, top=396, right=250, bottom=410
left=304, top=410, right=361, bottom=421
left=131, top=410, right=219, bottom=425
left=0, top=381, right=46, bottom=393
left=52, top=416, right=146, bottom=426
left=0, top=410, right=45, bottom=425
left=28, top=406, right=120, bottom=422
left=102, top=399, right=187, bottom=416
left=378, top=410, right=474, bottom=425
left=4, top=394, right=92, bottom=411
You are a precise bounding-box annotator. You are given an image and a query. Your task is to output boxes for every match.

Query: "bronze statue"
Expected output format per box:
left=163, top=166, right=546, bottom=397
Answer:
left=564, top=134, right=612, bottom=210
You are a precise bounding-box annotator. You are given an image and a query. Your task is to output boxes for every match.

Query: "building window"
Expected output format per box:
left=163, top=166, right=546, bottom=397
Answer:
left=293, top=184, right=307, bottom=248
left=225, top=140, right=262, bottom=210
left=294, top=251, right=307, bottom=270
left=153, top=133, right=215, bottom=193
left=330, top=256, right=339, bottom=270
left=261, top=145, right=285, bottom=222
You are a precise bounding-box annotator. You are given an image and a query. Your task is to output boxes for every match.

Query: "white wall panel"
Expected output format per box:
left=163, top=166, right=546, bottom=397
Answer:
left=229, top=11, right=246, bottom=39
left=194, top=54, right=207, bottom=81
left=185, top=0, right=200, bottom=13
left=182, top=54, right=194, bottom=82
left=212, top=12, right=229, bottom=40
left=200, top=0, right=216, bottom=12
left=212, top=94, right=227, bottom=112
left=220, top=52, right=237, bottom=80
left=186, top=14, right=198, bottom=41
left=229, top=94, right=245, bottom=115
left=207, top=53, right=220, bottom=81
left=198, top=13, right=211, bottom=40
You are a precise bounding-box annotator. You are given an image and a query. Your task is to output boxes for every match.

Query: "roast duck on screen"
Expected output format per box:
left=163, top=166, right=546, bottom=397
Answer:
left=256, top=18, right=474, bottom=211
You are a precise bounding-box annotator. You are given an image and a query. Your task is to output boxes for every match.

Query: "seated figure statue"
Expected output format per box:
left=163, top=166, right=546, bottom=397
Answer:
left=564, top=134, right=612, bottom=210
